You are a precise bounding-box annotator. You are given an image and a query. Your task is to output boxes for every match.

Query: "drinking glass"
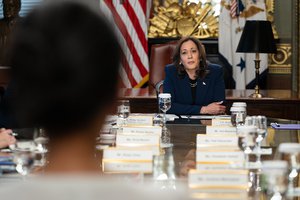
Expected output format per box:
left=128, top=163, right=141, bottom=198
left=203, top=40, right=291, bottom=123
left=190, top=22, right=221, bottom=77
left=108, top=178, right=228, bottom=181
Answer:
left=278, top=143, right=300, bottom=194
left=237, top=125, right=258, bottom=168
left=161, top=127, right=172, bottom=148
left=153, top=146, right=176, bottom=190
left=153, top=114, right=163, bottom=127
left=230, top=106, right=246, bottom=126
left=13, top=140, right=36, bottom=180
left=158, top=93, right=171, bottom=129
left=261, top=160, right=288, bottom=200
left=34, top=128, right=49, bottom=154
left=245, top=116, right=267, bottom=165
left=117, top=100, right=130, bottom=126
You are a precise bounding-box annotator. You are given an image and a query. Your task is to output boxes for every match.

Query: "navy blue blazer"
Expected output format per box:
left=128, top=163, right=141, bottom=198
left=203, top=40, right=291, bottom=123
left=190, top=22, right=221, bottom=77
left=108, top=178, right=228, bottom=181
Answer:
left=163, top=64, right=225, bottom=115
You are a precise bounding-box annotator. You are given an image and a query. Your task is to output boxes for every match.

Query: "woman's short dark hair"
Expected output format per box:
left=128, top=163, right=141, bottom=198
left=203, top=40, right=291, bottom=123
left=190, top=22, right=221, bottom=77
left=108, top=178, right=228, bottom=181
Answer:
left=8, top=2, right=121, bottom=134
left=172, top=36, right=209, bottom=79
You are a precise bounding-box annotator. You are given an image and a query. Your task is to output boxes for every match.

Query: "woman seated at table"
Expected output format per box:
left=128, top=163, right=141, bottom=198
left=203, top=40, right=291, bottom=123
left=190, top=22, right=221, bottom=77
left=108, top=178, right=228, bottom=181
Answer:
left=163, top=36, right=226, bottom=115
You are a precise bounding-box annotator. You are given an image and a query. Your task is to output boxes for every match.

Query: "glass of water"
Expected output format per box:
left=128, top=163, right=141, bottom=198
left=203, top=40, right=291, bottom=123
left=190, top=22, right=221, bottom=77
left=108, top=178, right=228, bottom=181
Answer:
left=278, top=143, right=300, bottom=194
left=13, top=140, right=36, bottom=180
left=261, top=160, right=288, bottom=200
left=237, top=125, right=258, bottom=168
left=34, top=128, right=49, bottom=154
left=245, top=116, right=267, bottom=165
left=158, top=93, right=171, bottom=129
left=117, top=100, right=130, bottom=126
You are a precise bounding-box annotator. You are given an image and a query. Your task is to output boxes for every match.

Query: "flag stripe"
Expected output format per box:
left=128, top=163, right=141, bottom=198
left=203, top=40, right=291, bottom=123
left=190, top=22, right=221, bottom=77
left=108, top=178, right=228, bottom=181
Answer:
left=102, top=2, right=145, bottom=84
left=138, top=0, right=146, bottom=15
left=105, top=0, right=148, bottom=77
left=120, top=50, right=138, bottom=86
left=112, top=0, right=148, bottom=74
left=100, top=0, right=149, bottom=88
left=230, top=0, right=237, bottom=18
left=123, top=1, right=148, bottom=54
left=128, top=0, right=147, bottom=33
left=114, top=22, right=146, bottom=83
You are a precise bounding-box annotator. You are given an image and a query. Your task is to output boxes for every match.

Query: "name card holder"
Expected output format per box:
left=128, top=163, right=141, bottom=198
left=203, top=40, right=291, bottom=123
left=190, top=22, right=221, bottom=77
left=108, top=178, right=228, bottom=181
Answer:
left=211, top=118, right=232, bottom=126
left=196, top=163, right=237, bottom=171
left=188, top=169, right=249, bottom=190
left=190, top=191, right=248, bottom=200
left=197, top=134, right=238, bottom=148
left=102, top=147, right=153, bottom=173
left=126, top=115, right=153, bottom=126
left=196, top=148, right=244, bottom=166
left=118, top=126, right=162, bottom=136
left=116, top=134, right=160, bottom=147
left=102, top=161, right=152, bottom=174
left=206, top=126, right=236, bottom=134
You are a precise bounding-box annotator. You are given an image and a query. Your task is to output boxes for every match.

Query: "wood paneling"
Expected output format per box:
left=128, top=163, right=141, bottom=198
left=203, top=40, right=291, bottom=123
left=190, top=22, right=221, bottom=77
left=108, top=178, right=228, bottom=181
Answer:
left=0, top=67, right=10, bottom=88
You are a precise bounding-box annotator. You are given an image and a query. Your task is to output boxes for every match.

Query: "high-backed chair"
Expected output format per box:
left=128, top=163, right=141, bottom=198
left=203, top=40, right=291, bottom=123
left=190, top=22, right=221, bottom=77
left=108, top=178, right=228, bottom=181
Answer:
left=149, top=41, right=177, bottom=91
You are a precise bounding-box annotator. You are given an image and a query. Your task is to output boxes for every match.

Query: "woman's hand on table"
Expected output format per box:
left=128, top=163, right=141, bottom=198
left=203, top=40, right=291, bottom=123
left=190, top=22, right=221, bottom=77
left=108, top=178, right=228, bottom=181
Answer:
left=200, top=101, right=226, bottom=115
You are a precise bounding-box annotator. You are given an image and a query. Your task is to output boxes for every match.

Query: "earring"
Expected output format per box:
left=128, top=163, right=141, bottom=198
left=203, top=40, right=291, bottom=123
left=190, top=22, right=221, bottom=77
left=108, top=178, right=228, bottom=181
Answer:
left=179, top=61, right=182, bottom=65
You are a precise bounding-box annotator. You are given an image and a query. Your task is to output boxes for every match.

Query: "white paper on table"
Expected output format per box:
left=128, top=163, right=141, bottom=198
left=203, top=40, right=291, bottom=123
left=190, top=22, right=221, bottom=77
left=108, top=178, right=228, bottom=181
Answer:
left=181, top=115, right=230, bottom=120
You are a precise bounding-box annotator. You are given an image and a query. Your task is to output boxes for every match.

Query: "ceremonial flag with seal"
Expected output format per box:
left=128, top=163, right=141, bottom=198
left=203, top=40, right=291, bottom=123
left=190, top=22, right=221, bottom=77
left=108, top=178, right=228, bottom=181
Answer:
left=219, top=0, right=267, bottom=89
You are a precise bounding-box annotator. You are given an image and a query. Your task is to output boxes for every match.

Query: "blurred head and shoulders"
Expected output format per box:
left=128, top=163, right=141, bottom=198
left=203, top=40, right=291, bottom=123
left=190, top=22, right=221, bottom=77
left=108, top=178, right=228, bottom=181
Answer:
left=0, top=1, right=186, bottom=199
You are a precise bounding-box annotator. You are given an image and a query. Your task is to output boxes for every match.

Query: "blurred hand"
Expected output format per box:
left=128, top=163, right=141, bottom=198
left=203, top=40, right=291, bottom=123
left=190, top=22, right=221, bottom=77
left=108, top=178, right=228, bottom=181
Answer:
left=0, top=128, right=16, bottom=148
left=200, top=101, right=226, bottom=115
left=179, top=149, right=196, bottom=177
left=179, top=160, right=196, bottom=177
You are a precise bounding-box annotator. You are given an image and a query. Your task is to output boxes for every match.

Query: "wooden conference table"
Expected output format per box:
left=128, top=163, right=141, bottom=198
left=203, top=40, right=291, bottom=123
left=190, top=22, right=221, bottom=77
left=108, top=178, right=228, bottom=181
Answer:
left=100, top=116, right=299, bottom=199
left=166, top=117, right=300, bottom=173
left=119, top=88, right=300, bottom=120
left=153, top=117, right=299, bottom=199
left=2, top=116, right=300, bottom=199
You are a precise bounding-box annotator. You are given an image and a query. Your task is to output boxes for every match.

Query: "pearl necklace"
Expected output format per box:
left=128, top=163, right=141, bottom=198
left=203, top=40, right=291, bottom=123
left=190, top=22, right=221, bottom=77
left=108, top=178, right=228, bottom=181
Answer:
left=189, top=82, right=197, bottom=87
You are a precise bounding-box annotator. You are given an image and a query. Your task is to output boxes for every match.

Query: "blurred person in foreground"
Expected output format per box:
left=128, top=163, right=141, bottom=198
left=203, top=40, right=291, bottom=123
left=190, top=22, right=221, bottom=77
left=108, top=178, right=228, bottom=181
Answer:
left=164, top=36, right=226, bottom=115
left=0, top=1, right=185, bottom=199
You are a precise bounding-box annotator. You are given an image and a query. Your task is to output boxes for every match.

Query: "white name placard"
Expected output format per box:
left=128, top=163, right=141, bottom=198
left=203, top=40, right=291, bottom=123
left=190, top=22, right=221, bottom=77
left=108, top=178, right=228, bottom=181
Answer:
left=251, top=148, right=272, bottom=155
left=197, top=134, right=238, bottom=148
left=126, top=115, right=153, bottom=126
left=118, top=126, right=162, bottom=136
left=196, top=163, right=237, bottom=171
left=116, top=134, right=160, bottom=147
left=196, top=149, right=244, bottom=164
left=103, top=147, right=153, bottom=161
left=190, top=192, right=248, bottom=200
left=206, top=126, right=236, bottom=134
left=189, top=169, right=248, bottom=190
left=211, top=118, right=232, bottom=126
left=102, top=161, right=152, bottom=173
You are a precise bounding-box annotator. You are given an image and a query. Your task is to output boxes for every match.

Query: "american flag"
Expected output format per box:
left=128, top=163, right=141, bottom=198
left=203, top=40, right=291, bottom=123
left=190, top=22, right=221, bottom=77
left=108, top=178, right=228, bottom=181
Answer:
left=100, top=0, right=150, bottom=88
left=230, top=0, right=238, bottom=18
left=230, top=0, right=245, bottom=19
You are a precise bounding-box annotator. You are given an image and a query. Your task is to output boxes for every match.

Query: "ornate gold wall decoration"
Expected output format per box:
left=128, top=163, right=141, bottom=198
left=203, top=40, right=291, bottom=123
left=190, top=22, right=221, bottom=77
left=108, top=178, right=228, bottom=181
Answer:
left=149, top=0, right=278, bottom=39
left=269, top=43, right=292, bottom=74
left=148, top=0, right=218, bottom=38
left=266, top=0, right=278, bottom=39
